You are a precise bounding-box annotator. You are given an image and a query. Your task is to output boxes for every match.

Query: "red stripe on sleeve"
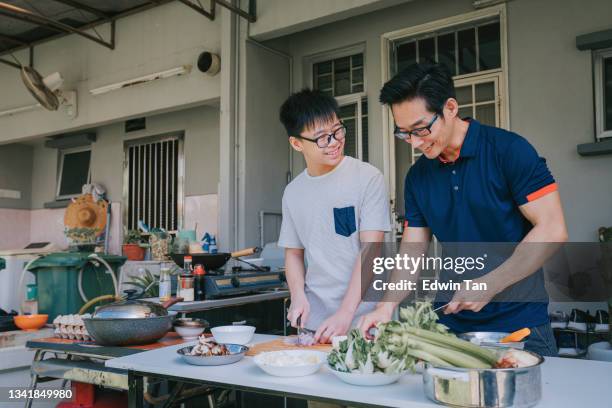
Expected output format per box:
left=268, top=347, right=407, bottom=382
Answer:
left=526, top=183, right=558, bottom=202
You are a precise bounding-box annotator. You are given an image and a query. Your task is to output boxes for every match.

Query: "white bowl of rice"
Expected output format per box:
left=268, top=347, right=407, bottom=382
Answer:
left=254, top=350, right=327, bottom=377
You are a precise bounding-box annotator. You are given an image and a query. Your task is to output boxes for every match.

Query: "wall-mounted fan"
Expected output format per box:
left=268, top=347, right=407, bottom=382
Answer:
left=20, top=66, right=77, bottom=118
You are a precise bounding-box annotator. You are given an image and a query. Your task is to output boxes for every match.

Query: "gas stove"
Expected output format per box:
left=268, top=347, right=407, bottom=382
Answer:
left=203, top=266, right=286, bottom=299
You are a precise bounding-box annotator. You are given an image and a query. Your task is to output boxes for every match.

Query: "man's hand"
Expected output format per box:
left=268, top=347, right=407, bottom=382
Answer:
left=287, top=294, right=310, bottom=328
left=314, top=309, right=354, bottom=344
left=443, top=277, right=499, bottom=314
left=357, top=303, right=396, bottom=338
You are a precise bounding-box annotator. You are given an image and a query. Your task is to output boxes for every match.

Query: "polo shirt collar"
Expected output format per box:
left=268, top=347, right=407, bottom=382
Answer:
left=438, top=118, right=480, bottom=165
left=459, top=118, right=480, bottom=158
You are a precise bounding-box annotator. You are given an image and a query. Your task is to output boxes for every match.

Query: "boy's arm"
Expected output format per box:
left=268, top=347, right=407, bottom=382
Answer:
left=314, top=230, right=384, bottom=344
left=285, top=248, right=310, bottom=328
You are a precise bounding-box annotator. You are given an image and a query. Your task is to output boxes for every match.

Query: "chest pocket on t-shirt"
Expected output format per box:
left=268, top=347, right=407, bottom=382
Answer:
left=333, top=206, right=356, bottom=237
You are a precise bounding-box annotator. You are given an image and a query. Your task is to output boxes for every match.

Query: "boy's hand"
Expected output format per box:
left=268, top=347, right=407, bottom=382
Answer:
left=357, top=303, right=395, bottom=338
left=314, top=309, right=353, bottom=344
left=287, top=294, right=310, bottom=329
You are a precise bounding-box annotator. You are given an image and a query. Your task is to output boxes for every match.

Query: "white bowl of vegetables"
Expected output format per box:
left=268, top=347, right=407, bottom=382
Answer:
left=254, top=350, right=327, bottom=377
left=327, top=329, right=409, bottom=386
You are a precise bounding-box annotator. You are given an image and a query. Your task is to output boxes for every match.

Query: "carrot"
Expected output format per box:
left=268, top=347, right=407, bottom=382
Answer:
left=501, top=328, right=531, bottom=343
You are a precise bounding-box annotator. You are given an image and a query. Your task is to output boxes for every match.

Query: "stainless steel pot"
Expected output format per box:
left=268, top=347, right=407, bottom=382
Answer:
left=83, top=296, right=182, bottom=346
left=422, top=350, right=544, bottom=408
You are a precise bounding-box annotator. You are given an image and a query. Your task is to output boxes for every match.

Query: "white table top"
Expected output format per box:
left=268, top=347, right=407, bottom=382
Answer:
left=106, top=334, right=612, bottom=407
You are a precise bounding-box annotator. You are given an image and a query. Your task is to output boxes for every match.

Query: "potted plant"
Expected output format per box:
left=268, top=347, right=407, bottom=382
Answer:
left=123, top=229, right=146, bottom=261
left=65, top=227, right=100, bottom=252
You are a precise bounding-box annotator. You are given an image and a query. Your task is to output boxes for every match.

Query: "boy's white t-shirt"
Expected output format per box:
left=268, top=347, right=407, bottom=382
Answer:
left=278, top=156, right=391, bottom=330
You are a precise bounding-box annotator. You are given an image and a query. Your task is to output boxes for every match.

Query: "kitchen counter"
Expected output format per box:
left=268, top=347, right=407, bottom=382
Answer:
left=106, top=333, right=612, bottom=408
left=156, top=289, right=289, bottom=314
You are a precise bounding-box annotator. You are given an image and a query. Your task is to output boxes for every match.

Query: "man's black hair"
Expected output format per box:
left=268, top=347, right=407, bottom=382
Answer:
left=379, top=63, right=455, bottom=115
left=279, top=88, right=339, bottom=137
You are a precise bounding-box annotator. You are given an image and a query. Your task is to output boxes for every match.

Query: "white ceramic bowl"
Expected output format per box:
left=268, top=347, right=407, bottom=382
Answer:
left=174, top=325, right=205, bottom=340
left=254, top=350, right=327, bottom=377
left=328, top=365, right=404, bottom=386
left=210, top=325, right=255, bottom=345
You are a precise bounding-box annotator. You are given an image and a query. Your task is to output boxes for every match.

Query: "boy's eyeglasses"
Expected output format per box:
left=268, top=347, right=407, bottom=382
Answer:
left=394, top=114, right=438, bottom=141
left=294, top=123, right=346, bottom=148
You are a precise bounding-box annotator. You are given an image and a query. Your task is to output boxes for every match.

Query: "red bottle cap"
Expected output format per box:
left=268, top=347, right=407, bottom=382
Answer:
left=194, top=264, right=206, bottom=275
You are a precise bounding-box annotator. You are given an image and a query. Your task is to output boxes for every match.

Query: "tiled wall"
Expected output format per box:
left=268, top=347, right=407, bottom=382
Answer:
left=0, top=209, right=31, bottom=250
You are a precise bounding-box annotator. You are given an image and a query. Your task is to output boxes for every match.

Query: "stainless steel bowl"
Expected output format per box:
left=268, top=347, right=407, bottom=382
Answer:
left=459, top=332, right=525, bottom=350
left=177, top=344, right=248, bottom=366
left=422, top=349, right=544, bottom=408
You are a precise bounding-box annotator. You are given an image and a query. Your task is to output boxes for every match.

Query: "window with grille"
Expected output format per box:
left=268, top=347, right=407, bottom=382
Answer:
left=595, top=48, right=612, bottom=140
left=123, top=135, right=184, bottom=231
left=339, top=98, right=369, bottom=162
left=311, top=50, right=369, bottom=161
left=313, top=53, right=364, bottom=97
left=393, top=19, right=501, bottom=76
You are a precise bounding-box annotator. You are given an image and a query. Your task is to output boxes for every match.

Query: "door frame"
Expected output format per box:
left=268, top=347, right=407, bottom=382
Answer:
left=380, top=3, right=509, bottom=236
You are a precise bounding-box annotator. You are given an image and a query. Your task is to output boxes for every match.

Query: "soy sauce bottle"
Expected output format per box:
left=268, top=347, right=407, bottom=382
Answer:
left=194, top=264, right=206, bottom=301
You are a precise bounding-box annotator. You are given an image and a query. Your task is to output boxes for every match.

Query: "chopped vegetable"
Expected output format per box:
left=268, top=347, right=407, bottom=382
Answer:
left=327, top=302, right=505, bottom=373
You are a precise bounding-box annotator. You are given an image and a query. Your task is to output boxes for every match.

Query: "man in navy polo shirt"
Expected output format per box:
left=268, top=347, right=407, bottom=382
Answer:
left=358, top=64, right=567, bottom=356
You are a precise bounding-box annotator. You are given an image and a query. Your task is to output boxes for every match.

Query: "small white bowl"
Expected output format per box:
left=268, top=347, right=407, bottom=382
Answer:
left=210, top=325, right=255, bottom=345
left=254, top=350, right=327, bottom=377
left=174, top=325, right=205, bottom=340
left=328, top=365, right=404, bottom=386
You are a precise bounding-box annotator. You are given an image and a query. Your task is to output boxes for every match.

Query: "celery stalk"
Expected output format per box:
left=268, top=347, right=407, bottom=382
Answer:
left=405, top=327, right=498, bottom=366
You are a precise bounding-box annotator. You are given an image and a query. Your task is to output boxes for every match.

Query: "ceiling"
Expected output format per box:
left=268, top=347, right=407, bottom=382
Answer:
left=0, top=1, right=164, bottom=55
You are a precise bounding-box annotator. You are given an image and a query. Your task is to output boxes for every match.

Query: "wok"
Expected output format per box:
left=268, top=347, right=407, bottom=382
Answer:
left=83, top=294, right=182, bottom=346
left=170, top=247, right=261, bottom=270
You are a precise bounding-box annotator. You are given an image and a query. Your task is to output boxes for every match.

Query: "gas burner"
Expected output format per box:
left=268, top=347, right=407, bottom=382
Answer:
left=231, top=265, right=271, bottom=272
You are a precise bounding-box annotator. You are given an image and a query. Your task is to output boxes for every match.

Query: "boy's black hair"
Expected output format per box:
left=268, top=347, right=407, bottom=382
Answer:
left=379, top=63, right=455, bottom=115
left=279, top=88, right=339, bottom=137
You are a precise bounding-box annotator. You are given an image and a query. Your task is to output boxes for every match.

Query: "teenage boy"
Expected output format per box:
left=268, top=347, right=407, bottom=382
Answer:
left=278, top=89, right=391, bottom=344
left=358, top=64, right=567, bottom=356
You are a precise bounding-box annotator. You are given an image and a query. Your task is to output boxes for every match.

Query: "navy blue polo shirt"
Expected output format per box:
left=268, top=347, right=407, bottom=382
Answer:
left=404, top=119, right=557, bottom=332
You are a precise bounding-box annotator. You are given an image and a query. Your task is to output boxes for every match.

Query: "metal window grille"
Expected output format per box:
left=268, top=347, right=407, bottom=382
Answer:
left=123, top=134, right=184, bottom=231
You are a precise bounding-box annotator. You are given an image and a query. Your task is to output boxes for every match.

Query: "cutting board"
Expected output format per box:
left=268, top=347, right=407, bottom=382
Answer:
left=245, top=336, right=332, bottom=356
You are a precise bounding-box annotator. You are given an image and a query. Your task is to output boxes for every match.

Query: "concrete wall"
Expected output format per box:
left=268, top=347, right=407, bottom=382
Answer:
left=0, top=1, right=220, bottom=144
left=250, top=0, right=415, bottom=40
left=30, top=105, right=220, bottom=208
left=239, top=42, right=291, bottom=247
left=0, top=144, right=33, bottom=209
left=507, top=0, right=612, bottom=241
left=262, top=0, right=612, bottom=241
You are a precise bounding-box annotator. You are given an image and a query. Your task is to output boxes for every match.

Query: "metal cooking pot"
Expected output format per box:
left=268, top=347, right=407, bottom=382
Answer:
left=422, top=349, right=544, bottom=408
left=82, top=294, right=182, bottom=346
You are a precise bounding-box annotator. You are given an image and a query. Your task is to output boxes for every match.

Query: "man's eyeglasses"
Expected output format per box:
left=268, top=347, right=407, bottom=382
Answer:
left=295, top=122, right=347, bottom=148
left=394, top=114, right=438, bottom=141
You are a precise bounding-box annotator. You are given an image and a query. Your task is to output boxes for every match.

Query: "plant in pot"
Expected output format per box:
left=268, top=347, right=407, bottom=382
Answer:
left=599, top=226, right=612, bottom=344
left=65, top=227, right=100, bottom=252
left=123, top=229, right=146, bottom=261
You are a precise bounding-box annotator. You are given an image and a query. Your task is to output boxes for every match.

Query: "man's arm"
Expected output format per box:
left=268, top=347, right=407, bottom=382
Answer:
left=444, top=191, right=568, bottom=314
left=357, top=226, right=431, bottom=335
left=285, top=248, right=310, bottom=328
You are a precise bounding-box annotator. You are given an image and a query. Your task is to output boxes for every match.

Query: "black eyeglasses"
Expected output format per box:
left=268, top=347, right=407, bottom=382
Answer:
left=295, top=122, right=347, bottom=148
left=394, top=114, right=438, bottom=141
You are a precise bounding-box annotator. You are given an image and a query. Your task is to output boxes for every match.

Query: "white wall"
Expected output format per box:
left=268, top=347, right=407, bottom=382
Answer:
left=262, top=0, right=612, bottom=242
left=0, top=1, right=220, bottom=144
left=507, top=0, right=612, bottom=241
left=250, top=0, right=415, bottom=40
